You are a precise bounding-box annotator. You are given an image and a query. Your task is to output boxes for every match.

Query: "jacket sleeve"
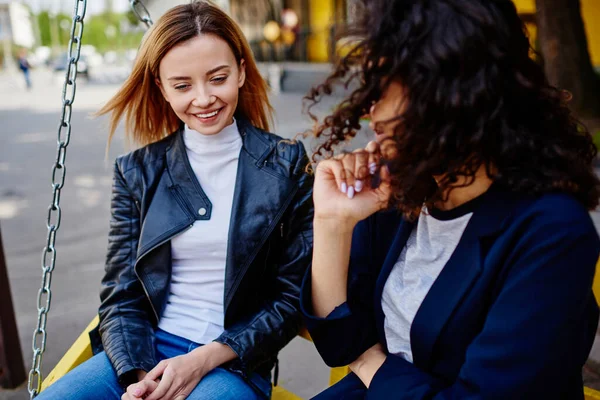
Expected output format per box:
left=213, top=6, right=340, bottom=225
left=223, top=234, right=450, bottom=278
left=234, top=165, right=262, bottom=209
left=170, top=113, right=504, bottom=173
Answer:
left=300, top=215, right=380, bottom=367
left=214, top=141, right=314, bottom=372
left=98, top=160, right=156, bottom=386
left=366, top=206, right=600, bottom=399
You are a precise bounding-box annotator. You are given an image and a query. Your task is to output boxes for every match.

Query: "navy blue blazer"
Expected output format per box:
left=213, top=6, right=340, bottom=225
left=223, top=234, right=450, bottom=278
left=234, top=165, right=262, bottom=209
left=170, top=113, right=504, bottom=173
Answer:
left=301, top=186, right=600, bottom=399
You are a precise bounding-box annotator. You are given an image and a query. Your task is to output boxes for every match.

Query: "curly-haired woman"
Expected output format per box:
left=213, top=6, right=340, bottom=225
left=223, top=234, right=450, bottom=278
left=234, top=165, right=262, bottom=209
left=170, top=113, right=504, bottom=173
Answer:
left=300, top=0, right=600, bottom=398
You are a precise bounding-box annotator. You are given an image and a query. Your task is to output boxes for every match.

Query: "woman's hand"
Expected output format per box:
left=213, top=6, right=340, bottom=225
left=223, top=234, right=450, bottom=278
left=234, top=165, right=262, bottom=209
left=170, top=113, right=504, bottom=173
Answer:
left=349, top=343, right=387, bottom=388
left=314, top=141, right=392, bottom=227
left=122, top=342, right=236, bottom=400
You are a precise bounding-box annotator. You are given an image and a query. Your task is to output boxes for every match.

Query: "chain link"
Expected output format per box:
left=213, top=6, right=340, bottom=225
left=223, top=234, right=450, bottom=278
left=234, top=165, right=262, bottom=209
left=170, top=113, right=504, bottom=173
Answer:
left=130, top=0, right=154, bottom=28
left=27, top=0, right=87, bottom=397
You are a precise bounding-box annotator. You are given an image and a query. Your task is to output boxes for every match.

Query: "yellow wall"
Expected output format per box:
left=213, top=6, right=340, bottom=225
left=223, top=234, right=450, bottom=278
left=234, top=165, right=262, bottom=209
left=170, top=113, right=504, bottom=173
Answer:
left=307, top=0, right=333, bottom=62
left=513, top=0, right=600, bottom=66
left=309, top=0, right=600, bottom=65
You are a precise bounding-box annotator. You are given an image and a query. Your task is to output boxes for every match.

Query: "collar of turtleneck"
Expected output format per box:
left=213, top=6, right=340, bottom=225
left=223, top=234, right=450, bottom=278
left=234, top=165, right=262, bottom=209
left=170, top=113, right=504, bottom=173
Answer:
left=183, top=118, right=241, bottom=156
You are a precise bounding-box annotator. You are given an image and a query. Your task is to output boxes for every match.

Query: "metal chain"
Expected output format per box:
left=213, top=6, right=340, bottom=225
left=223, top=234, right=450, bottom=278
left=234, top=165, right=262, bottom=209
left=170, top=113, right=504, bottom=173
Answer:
left=27, top=0, right=87, bottom=398
left=130, top=0, right=154, bottom=28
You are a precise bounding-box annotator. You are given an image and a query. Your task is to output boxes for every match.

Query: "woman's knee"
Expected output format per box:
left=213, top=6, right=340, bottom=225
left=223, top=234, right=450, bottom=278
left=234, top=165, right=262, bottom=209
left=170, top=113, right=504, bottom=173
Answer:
left=35, top=352, right=123, bottom=400
left=187, top=368, right=266, bottom=400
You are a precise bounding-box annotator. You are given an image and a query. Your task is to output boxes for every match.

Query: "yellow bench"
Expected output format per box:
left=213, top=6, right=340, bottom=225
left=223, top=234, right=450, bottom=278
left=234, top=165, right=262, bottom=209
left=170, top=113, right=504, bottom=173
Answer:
left=40, top=316, right=350, bottom=399
left=41, top=257, right=600, bottom=398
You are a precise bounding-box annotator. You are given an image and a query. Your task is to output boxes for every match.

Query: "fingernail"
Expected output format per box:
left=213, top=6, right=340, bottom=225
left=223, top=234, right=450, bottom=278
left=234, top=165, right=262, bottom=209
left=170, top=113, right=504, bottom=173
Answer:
left=355, top=180, right=363, bottom=192
left=134, top=388, right=142, bottom=396
left=347, top=186, right=355, bottom=199
left=341, top=182, right=347, bottom=193
left=369, top=162, right=377, bottom=174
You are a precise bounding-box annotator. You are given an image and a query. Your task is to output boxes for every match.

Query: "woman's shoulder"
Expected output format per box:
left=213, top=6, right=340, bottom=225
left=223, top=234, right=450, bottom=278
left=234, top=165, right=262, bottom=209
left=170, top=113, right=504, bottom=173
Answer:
left=114, top=133, right=174, bottom=175
left=244, top=123, right=309, bottom=167
left=521, top=191, right=594, bottom=228
left=499, top=190, right=599, bottom=249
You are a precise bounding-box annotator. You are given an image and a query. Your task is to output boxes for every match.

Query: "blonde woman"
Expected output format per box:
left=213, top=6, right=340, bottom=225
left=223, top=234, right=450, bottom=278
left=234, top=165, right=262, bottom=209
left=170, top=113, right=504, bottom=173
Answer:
left=38, top=2, right=313, bottom=400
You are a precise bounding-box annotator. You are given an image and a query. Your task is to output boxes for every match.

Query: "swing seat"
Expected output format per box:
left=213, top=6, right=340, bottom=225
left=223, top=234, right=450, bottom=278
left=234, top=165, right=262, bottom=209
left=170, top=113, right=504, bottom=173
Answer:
left=40, top=257, right=600, bottom=398
left=40, top=318, right=349, bottom=399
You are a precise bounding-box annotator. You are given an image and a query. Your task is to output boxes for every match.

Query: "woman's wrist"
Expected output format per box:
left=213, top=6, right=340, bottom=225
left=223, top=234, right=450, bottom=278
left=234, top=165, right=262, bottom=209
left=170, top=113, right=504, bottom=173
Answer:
left=190, top=341, right=237, bottom=371
left=313, top=215, right=357, bottom=234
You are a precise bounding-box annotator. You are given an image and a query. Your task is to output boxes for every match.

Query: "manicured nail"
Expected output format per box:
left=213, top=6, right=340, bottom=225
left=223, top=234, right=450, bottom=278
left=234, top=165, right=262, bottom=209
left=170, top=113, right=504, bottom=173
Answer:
left=369, top=162, right=377, bottom=175
left=347, top=186, right=355, bottom=199
left=341, top=182, right=347, bottom=193
left=355, top=180, right=363, bottom=192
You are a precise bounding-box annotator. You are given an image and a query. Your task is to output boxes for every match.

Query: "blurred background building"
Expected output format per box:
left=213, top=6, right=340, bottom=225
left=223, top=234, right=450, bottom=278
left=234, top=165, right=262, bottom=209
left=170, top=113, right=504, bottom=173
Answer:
left=0, top=1, right=35, bottom=69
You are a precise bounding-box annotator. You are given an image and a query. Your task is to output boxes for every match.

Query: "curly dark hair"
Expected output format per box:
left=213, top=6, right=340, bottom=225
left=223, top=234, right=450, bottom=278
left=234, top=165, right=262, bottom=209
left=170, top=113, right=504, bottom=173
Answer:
left=306, top=0, right=600, bottom=219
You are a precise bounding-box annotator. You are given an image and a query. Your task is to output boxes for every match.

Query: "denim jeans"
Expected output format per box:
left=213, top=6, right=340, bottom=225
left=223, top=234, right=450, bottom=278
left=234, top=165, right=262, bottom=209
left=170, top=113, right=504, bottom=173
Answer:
left=37, top=328, right=272, bottom=399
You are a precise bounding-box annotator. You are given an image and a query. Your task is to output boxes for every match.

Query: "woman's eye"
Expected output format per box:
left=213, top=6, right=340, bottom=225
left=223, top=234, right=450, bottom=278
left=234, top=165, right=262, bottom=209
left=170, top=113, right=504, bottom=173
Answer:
left=211, top=76, right=227, bottom=84
left=174, top=84, right=190, bottom=91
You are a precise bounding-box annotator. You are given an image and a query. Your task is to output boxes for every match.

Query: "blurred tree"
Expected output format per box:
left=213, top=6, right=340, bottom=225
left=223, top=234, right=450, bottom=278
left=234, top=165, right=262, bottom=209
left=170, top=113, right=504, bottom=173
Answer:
left=125, top=10, right=141, bottom=26
left=37, top=11, right=51, bottom=47
left=536, top=0, right=600, bottom=124
left=36, top=11, right=144, bottom=54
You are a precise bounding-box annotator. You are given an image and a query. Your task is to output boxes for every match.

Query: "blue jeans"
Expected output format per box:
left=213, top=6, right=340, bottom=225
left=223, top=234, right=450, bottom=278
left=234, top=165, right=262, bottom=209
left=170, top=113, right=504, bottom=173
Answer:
left=37, top=329, right=272, bottom=399
left=22, top=69, right=31, bottom=89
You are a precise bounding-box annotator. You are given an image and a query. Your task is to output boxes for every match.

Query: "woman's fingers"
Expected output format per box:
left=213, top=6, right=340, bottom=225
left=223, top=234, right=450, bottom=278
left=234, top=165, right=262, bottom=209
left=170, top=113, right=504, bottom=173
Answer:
left=123, top=380, right=158, bottom=400
left=365, top=140, right=381, bottom=174
left=144, top=374, right=171, bottom=400
left=351, top=149, right=369, bottom=193
left=339, top=154, right=357, bottom=198
left=145, top=360, right=167, bottom=382
left=320, top=159, right=347, bottom=193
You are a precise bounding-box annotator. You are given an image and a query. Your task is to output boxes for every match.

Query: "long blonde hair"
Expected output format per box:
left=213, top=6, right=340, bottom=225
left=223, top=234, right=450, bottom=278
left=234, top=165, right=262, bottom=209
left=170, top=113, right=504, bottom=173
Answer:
left=98, top=1, right=273, bottom=147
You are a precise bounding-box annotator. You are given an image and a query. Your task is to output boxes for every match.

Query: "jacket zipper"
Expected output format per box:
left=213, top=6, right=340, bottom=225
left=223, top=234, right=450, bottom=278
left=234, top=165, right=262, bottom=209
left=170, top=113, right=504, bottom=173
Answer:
left=134, top=222, right=194, bottom=321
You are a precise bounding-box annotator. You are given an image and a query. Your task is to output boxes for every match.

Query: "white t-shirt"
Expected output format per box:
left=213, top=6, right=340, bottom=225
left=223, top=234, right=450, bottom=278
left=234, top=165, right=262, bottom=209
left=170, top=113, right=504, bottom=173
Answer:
left=381, top=206, right=473, bottom=362
left=157, top=120, right=241, bottom=344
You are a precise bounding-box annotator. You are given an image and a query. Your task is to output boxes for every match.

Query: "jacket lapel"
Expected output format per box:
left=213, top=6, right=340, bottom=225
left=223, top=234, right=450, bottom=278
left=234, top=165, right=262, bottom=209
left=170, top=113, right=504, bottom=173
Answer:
left=136, top=130, right=212, bottom=261
left=409, top=186, right=519, bottom=370
left=223, top=121, right=298, bottom=312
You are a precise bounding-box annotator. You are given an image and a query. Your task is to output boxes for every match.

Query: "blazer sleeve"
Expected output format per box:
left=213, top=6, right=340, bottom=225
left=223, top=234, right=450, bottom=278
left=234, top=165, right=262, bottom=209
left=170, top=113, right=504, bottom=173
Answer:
left=98, top=160, right=157, bottom=386
left=214, top=141, right=314, bottom=372
left=366, top=203, right=600, bottom=399
left=300, top=215, right=381, bottom=367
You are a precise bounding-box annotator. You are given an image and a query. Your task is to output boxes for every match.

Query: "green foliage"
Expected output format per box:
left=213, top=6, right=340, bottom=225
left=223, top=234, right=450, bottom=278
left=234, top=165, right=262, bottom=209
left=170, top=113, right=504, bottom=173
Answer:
left=37, top=11, right=51, bottom=46
left=36, top=11, right=70, bottom=47
left=35, top=11, right=145, bottom=53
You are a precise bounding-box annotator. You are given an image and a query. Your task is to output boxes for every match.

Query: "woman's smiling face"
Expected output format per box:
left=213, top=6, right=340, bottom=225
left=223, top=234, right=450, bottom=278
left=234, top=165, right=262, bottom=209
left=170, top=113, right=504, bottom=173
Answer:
left=157, top=33, right=246, bottom=135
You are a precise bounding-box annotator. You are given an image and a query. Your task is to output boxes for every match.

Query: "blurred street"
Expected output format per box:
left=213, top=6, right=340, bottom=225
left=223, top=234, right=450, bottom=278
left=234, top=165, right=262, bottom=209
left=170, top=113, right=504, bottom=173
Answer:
left=0, top=67, right=370, bottom=399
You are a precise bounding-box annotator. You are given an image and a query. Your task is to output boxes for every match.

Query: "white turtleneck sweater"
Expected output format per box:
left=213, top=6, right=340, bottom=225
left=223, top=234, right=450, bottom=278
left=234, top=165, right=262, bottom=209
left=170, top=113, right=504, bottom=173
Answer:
left=157, top=119, right=242, bottom=345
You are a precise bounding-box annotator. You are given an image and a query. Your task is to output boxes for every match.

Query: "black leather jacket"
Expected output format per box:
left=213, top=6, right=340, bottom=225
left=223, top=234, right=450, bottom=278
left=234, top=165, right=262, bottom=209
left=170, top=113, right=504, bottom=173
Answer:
left=89, top=119, right=314, bottom=388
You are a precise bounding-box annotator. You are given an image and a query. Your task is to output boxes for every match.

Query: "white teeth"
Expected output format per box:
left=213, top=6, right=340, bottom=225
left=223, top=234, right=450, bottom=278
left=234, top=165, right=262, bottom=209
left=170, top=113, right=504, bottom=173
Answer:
left=196, top=110, right=219, bottom=118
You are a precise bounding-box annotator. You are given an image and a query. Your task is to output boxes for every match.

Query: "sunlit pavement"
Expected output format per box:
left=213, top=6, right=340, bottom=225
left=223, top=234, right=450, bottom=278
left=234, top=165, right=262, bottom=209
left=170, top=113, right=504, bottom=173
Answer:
left=1, top=68, right=600, bottom=398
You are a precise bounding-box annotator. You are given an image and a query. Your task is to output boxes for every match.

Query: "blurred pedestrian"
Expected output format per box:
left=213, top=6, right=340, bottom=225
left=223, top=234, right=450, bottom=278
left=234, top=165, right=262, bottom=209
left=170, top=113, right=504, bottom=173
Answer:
left=17, top=49, right=31, bottom=90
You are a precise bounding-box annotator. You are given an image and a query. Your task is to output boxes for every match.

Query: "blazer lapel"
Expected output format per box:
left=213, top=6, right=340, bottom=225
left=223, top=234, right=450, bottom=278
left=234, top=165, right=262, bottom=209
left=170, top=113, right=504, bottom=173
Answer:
left=409, top=223, right=483, bottom=370
left=409, top=186, right=519, bottom=370
left=223, top=122, right=298, bottom=312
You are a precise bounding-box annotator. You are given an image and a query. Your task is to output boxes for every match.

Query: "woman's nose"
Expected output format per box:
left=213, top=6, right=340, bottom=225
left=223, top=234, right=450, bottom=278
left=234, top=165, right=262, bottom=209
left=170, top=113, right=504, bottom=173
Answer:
left=369, top=102, right=377, bottom=118
left=192, top=88, right=215, bottom=108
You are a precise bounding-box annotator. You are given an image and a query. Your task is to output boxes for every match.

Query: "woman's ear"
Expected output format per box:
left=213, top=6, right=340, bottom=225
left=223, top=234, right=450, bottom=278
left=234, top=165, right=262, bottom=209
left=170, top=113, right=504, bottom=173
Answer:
left=238, top=59, right=246, bottom=88
left=156, top=78, right=169, bottom=103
